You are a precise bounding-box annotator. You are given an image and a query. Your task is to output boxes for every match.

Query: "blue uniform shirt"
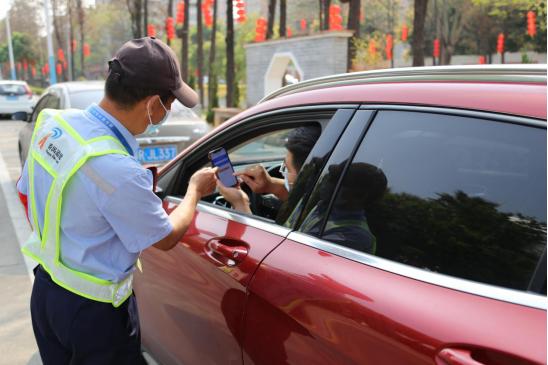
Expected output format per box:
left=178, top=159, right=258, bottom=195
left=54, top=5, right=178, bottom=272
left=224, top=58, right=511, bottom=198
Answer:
left=17, top=104, right=173, bottom=282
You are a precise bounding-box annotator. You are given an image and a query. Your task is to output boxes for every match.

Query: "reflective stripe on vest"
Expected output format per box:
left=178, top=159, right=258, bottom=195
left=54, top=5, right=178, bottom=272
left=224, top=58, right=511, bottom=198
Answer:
left=21, top=109, right=133, bottom=307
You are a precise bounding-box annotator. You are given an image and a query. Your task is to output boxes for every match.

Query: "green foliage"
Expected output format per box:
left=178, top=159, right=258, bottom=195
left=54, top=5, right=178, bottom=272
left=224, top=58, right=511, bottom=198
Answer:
left=459, top=0, right=547, bottom=54
left=0, top=32, right=38, bottom=64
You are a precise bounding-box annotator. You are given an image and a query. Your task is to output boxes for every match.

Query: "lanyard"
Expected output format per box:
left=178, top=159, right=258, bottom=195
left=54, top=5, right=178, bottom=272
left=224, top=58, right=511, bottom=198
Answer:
left=87, top=105, right=134, bottom=156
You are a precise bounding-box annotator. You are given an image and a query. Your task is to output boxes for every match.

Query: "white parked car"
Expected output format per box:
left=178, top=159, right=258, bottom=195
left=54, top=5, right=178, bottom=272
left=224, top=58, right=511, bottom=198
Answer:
left=0, top=80, right=35, bottom=117
left=16, top=81, right=211, bottom=166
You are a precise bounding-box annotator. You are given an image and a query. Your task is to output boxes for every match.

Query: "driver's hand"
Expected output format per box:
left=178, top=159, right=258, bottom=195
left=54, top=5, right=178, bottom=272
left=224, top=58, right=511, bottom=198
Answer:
left=217, top=180, right=251, bottom=214
left=235, top=165, right=273, bottom=194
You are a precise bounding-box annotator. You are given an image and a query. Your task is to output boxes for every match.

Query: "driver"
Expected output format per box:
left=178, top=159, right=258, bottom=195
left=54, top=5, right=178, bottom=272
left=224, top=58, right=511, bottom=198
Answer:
left=217, top=125, right=321, bottom=214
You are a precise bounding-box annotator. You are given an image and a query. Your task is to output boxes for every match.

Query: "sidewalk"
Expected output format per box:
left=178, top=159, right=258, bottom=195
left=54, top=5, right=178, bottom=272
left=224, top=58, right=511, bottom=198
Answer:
left=0, top=120, right=41, bottom=365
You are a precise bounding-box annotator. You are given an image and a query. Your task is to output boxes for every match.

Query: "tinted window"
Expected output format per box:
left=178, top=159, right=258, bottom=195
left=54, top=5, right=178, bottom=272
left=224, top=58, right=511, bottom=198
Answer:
left=69, top=90, right=103, bottom=109
left=307, top=111, right=547, bottom=292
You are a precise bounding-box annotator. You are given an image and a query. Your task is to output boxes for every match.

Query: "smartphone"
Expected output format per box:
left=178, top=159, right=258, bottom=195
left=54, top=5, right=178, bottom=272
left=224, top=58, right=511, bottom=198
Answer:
left=209, top=147, right=238, bottom=187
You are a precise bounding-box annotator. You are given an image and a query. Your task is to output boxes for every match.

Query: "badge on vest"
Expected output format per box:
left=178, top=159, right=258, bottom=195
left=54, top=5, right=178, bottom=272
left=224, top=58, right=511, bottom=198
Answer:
left=38, top=127, right=65, bottom=164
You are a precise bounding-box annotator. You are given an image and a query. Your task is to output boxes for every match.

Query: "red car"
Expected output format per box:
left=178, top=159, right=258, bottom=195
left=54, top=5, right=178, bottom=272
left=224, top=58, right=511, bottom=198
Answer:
left=134, top=65, right=547, bottom=365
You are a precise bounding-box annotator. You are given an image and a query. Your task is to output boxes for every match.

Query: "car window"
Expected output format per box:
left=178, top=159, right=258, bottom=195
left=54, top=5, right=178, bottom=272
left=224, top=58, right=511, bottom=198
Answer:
left=45, top=92, right=61, bottom=109
left=170, top=100, right=200, bottom=120
left=200, top=127, right=302, bottom=220
left=302, top=110, right=546, bottom=293
left=0, top=83, right=26, bottom=95
left=69, top=89, right=103, bottom=109
left=228, top=129, right=290, bottom=165
left=31, top=95, right=52, bottom=123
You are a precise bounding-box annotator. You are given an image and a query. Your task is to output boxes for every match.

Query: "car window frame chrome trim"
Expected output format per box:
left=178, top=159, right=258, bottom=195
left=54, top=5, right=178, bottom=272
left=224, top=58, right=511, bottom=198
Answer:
left=287, top=231, right=547, bottom=310
left=165, top=196, right=293, bottom=238
left=358, top=104, right=547, bottom=127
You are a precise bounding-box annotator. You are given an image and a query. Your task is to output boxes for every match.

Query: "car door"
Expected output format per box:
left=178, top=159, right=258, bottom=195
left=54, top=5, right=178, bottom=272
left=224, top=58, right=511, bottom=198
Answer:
left=242, top=107, right=546, bottom=364
left=133, top=107, right=357, bottom=365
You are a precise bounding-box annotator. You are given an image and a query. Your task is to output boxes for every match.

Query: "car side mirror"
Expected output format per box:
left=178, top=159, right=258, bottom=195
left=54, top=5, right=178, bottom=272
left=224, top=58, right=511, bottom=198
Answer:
left=12, top=111, right=29, bottom=122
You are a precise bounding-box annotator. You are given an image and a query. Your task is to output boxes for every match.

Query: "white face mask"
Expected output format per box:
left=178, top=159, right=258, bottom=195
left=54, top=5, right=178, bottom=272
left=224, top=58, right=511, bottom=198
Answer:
left=144, top=97, right=170, bottom=135
left=284, top=174, right=291, bottom=192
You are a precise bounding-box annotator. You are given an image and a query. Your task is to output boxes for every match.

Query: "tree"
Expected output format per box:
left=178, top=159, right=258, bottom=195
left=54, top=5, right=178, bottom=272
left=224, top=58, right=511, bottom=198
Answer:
left=346, top=0, right=361, bottom=71
left=225, top=0, right=235, bottom=107
left=182, top=0, right=190, bottom=82
left=167, top=0, right=174, bottom=46
left=144, top=0, right=148, bottom=35
left=412, top=0, right=428, bottom=66
left=75, top=0, right=85, bottom=76
left=266, top=0, right=276, bottom=39
left=0, top=32, right=37, bottom=63
left=279, top=0, right=287, bottom=37
left=197, top=0, right=204, bottom=106
left=126, top=0, right=143, bottom=38
left=68, top=0, right=75, bottom=80
left=207, top=0, right=219, bottom=120
left=435, top=0, right=473, bottom=65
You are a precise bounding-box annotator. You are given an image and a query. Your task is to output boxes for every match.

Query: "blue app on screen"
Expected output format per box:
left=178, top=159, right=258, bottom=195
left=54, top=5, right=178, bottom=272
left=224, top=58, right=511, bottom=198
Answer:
left=210, top=148, right=237, bottom=187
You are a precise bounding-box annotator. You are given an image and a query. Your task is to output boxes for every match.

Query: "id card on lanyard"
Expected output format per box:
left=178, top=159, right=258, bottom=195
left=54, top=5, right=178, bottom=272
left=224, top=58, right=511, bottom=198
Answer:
left=87, top=105, right=134, bottom=157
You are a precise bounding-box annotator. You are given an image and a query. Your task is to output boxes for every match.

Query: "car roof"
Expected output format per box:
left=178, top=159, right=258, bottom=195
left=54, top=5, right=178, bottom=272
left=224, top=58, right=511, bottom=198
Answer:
left=49, top=80, right=104, bottom=93
left=0, top=80, right=28, bottom=85
left=238, top=65, right=546, bottom=121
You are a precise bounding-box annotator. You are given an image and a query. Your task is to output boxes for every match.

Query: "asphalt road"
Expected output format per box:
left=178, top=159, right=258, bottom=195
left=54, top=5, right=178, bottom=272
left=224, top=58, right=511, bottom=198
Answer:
left=0, top=118, right=41, bottom=365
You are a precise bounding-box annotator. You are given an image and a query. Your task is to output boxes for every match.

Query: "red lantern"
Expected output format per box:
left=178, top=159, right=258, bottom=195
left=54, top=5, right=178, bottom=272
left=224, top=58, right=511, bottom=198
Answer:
left=147, top=24, right=156, bottom=37
left=41, top=66, right=46, bottom=76
left=255, top=17, right=267, bottom=42
left=433, top=38, right=440, bottom=58
left=527, top=11, right=536, bottom=37
left=496, top=33, right=504, bottom=54
left=329, top=5, right=343, bottom=31
left=176, top=1, right=185, bottom=25
left=31, top=66, right=36, bottom=78
left=83, top=43, right=91, bottom=57
left=401, top=25, right=408, bottom=41
left=385, top=34, right=393, bottom=60
left=479, top=55, right=486, bottom=64
left=234, top=0, right=246, bottom=24
left=44, top=63, right=50, bottom=74
left=56, top=63, right=62, bottom=75
left=71, top=39, right=77, bottom=52
left=286, top=26, right=292, bottom=38
left=57, top=48, right=65, bottom=63
left=166, top=17, right=175, bottom=40
left=300, top=18, right=307, bottom=31
left=369, top=40, right=376, bottom=56
left=63, top=60, right=68, bottom=70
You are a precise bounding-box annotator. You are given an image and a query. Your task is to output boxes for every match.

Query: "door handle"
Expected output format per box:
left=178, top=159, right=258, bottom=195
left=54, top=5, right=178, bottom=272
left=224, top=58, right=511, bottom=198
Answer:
left=205, top=238, right=248, bottom=267
left=436, top=348, right=485, bottom=365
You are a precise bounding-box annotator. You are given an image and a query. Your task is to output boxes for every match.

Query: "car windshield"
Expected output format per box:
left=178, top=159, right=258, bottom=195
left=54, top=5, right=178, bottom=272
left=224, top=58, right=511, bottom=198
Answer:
left=170, top=100, right=200, bottom=120
left=69, top=89, right=104, bottom=109
left=0, top=84, right=27, bottom=95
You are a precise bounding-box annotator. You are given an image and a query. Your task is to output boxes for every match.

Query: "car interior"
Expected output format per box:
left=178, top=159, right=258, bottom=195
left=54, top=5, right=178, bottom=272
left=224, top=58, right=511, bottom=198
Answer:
left=158, top=111, right=335, bottom=223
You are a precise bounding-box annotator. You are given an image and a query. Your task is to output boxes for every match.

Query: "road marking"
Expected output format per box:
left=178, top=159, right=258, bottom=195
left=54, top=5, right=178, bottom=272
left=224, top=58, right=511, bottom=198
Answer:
left=0, top=148, right=35, bottom=282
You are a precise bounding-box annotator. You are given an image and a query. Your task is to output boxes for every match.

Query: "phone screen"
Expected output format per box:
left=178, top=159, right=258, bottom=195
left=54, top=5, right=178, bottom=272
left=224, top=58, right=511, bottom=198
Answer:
left=209, top=148, right=238, bottom=187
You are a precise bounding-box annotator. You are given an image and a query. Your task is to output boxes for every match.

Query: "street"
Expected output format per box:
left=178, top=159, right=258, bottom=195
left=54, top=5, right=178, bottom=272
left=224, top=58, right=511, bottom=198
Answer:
left=0, top=118, right=40, bottom=365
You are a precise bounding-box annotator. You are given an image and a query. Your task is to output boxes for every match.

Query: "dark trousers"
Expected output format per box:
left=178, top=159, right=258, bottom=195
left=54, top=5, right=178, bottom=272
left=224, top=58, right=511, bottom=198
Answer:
left=30, top=266, right=147, bottom=365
